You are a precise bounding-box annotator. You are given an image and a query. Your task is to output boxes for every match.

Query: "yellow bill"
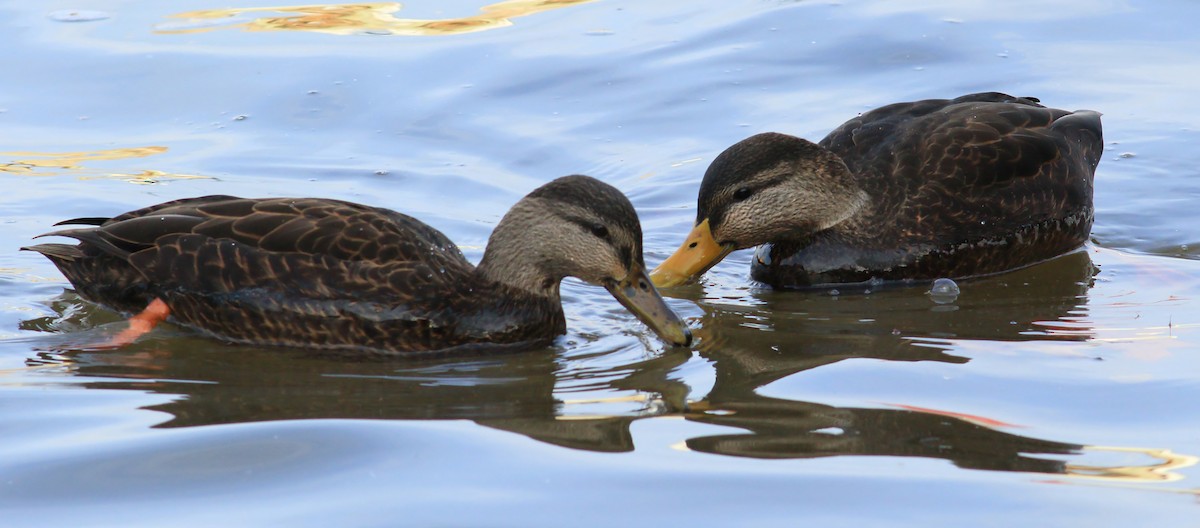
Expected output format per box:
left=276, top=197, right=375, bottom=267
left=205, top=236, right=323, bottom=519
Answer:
left=650, top=219, right=734, bottom=288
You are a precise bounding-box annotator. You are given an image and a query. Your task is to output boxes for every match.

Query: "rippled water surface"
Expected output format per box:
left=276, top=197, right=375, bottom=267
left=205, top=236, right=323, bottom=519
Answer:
left=3, top=1, right=1200, bottom=525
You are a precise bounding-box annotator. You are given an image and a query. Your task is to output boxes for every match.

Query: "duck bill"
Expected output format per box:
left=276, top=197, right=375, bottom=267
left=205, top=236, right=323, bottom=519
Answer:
left=606, top=266, right=693, bottom=347
left=649, top=219, right=734, bottom=288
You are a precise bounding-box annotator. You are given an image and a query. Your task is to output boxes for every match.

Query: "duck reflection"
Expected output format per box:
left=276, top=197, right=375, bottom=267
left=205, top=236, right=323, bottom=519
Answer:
left=683, top=397, right=1079, bottom=473
left=21, top=249, right=1179, bottom=483
left=689, top=249, right=1098, bottom=392
left=21, top=295, right=689, bottom=453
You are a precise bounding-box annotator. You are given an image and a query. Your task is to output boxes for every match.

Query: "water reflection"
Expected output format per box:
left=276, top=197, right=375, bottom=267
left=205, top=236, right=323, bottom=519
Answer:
left=156, top=0, right=596, bottom=37
left=16, top=324, right=1183, bottom=483
left=682, top=396, right=1081, bottom=473
left=688, top=249, right=1098, bottom=393
left=0, top=147, right=208, bottom=184
left=16, top=246, right=1186, bottom=487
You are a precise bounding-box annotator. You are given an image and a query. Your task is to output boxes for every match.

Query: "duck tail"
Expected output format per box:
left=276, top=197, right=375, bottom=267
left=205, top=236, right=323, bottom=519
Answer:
left=29, top=227, right=132, bottom=260
left=20, top=243, right=85, bottom=262
left=1051, top=109, right=1105, bottom=175
left=53, top=217, right=110, bottom=227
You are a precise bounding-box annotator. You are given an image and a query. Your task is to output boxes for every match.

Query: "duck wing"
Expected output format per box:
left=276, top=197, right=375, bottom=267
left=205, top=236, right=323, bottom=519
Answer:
left=30, top=196, right=475, bottom=319
left=86, top=195, right=467, bottom=266
left=822, top=92, right=1103, bottom=243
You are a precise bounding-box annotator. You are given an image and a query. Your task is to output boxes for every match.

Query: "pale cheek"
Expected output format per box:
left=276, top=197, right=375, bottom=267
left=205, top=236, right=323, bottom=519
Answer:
left=717, top=204, right=761, bottom=244
left=723, top=194, right=793, bottom=244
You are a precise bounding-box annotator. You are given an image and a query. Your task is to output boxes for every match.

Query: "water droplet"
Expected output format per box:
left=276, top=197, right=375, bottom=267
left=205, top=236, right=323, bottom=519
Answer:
left=49, top=10, right=110, bottom=22
left=1118, top=152, right=1136, bottom=159
left=232, top=114, right=248, bottom=121
left=927, top=278, right=960, bottom=304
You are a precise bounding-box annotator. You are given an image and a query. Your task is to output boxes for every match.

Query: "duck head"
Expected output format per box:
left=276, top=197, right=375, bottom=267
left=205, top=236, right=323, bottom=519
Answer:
left=478, top=175, right=692, bottom=347
left=651, top=133, right=869, bottom=287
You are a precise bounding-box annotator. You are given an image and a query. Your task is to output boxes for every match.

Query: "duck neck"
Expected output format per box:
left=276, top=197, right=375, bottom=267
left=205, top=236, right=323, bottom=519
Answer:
left=475, top=254, right=561, bottom=302
left=475, top=201, right=563, bottom=301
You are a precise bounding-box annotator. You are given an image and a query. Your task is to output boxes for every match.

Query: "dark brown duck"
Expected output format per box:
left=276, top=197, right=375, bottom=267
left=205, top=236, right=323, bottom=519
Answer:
left=24, top=175, right=692, bottom=355
left=651, top=92, right=1104, bottom=289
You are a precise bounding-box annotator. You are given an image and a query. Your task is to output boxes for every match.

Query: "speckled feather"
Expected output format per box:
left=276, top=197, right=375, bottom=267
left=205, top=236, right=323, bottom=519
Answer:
left=25, top=195, right=567, bottom=355
left=752, top=92, right=1103, bottom=287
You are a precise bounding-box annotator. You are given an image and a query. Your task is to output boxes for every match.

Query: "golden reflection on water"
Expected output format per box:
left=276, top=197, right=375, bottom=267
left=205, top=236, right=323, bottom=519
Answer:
left=1070, top=446, right=1198, bottom=483
left=157, top=0, right=596, bottom=37
left=0, top=147, right=208, bottom=184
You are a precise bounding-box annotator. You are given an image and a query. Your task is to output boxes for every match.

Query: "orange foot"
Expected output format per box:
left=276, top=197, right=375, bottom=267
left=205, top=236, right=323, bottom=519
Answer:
left=91, top=298, right=171, bottom=349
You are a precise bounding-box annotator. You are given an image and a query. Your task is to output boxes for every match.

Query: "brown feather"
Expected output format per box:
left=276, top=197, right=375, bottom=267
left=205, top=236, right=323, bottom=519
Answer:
left=703, top=93, right=1103, bottom=288
left=25, top=196, right=566, bottom=355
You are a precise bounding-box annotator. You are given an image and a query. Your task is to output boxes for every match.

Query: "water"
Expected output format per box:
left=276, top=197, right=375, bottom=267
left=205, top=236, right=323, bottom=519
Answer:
left=3, top=1, right=1200, bottom=525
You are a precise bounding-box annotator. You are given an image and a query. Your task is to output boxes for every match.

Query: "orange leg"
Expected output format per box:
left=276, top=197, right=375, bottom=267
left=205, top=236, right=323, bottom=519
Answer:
left=97, top=298, right=171, bottom=349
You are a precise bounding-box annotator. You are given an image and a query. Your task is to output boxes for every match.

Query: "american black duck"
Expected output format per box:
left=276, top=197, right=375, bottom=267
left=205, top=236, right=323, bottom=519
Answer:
left=651, top=92, right=1104, bottom=289
left=24, top=175, right=692, bottom=355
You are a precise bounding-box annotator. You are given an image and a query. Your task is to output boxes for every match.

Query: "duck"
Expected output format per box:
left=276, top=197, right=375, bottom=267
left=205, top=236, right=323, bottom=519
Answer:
left=23, top=175, right=692, bottom=355
left=651, top=92, right=1104, bottom=289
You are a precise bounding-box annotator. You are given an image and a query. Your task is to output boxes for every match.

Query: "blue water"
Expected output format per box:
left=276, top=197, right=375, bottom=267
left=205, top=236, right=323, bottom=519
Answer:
left=2, top=1, right=1199, bottom=526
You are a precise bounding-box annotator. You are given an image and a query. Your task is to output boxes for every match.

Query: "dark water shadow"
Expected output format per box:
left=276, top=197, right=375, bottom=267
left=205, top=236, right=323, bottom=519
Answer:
left=17, top=293, right=690, bottom=453
left=682, top=396, right=1081, bottom=473
left=11, top=250, right=1142, bottom=478
left=685, top=249, right=1098, bottom=394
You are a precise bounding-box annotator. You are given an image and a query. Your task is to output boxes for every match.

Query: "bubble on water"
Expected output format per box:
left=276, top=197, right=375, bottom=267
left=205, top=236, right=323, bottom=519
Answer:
left=1118, top=152, right=1136, bottom=158
left=232, top=114, right=248, bottom=121
left=49, top=10, right=110, bottom=22
left=927, top=277, right=960, bottom=304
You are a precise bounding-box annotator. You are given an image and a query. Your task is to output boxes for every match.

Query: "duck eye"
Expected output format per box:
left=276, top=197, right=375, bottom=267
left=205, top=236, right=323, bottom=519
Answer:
left=590, top=223, right=609, bottom=239
left=733, top=187, right=753, bottom=201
